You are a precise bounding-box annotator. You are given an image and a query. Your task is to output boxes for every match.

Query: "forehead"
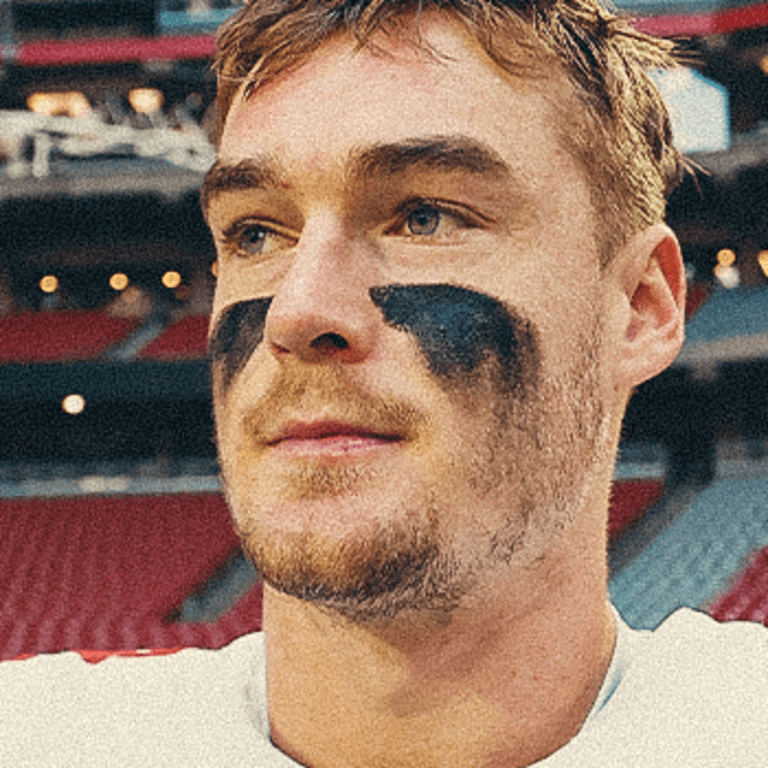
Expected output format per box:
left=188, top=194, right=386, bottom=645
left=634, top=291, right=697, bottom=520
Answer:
left=218, top=15, right=580, bottom=193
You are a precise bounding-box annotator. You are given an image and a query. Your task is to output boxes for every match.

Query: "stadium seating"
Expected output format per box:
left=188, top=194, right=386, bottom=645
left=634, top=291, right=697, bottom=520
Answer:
left=607, top=479, right=664, bottom=540
left=710, top=546, right=768, bottom=624
left=0, top=493, right=261, bottom=662
left=610, top=476, right=768, bottom=630
left=139, top=314, right=209, bottom=360
left=0, top=312, right=137, bottom=363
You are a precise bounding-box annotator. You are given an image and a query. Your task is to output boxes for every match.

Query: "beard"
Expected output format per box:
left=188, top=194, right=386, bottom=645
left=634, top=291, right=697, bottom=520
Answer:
left=216, top=288, right=610, bottom=622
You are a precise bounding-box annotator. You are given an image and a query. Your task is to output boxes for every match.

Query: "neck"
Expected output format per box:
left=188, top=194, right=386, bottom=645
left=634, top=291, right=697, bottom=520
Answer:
left=262, top=535, right=616, bottom=768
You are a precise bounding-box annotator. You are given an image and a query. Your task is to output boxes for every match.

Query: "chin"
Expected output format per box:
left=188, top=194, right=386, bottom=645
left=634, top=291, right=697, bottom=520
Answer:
left=226, top=465, right=538, bottom=622
left=225, top=460, right=481, bottom=620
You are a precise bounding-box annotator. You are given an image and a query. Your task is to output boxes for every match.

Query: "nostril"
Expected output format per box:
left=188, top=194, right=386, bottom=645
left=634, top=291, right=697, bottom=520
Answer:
left=311, top=332, right=349, bottom=352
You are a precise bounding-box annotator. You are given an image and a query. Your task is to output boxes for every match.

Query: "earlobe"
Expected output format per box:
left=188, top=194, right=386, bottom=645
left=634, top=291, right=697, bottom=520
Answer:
left=615, top=223, right=686, bottom=389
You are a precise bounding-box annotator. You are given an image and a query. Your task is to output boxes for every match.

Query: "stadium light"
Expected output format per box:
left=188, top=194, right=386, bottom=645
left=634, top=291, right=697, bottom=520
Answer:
left=27, top=91, right=90, bottom=118
left=717, top=248, right=736, bottom=267
left=110, top=272, right=130, bottom=291
left=162, top=270, right=182, bottom=289
left=39, top=275, right=59, bottom=293
left=758, top=251, right=768, bottom=278
left=129, top=88, right=164, bottom=114
left=714, top=263, right=739, bottom=289
left=62, top=394, right=86, bottom=415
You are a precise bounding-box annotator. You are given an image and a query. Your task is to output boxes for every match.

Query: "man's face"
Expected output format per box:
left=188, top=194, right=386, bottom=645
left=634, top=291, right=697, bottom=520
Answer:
left=205, top=16, right=615, bottom=620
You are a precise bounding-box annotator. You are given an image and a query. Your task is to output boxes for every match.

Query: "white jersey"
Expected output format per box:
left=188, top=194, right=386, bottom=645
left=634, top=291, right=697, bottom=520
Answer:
left=2, top=607, right=767, bottom=767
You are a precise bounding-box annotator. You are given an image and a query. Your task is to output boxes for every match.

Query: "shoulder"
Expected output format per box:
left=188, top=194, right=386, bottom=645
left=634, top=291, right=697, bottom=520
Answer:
left=640, top=607, right=767, bottom=695
left=0, top=633, right=278, bottom=767
left=559, top=609, right=768, bottom=767
left=0, top=631, right=265, bottom=695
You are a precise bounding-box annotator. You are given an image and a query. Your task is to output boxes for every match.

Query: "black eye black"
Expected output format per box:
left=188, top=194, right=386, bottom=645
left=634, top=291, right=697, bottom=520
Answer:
left=406, top=206, right=441, bottom=236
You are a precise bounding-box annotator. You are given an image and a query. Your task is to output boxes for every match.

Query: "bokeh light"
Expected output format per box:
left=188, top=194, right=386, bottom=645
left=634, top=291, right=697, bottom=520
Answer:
left=39, top=275, right=59, bottom=293
left=129, top=88, right=164, bottom=114
left=61, top=394, right=86, bottom=415
left=27, top=91, right=90, bottom=118
left=758, top=251, right=768, bottom=278
left=110, top=272, right=130, bottom=291
left=717, top=248, right=736, bottom=267
left=714, top=263, right=739, bottom=289
left=162, top=270, right=182, bottom=289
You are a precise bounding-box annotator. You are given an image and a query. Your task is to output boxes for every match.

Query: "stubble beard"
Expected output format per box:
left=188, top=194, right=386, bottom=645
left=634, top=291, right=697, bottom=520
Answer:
left=220, top=323, right=609, bottom=624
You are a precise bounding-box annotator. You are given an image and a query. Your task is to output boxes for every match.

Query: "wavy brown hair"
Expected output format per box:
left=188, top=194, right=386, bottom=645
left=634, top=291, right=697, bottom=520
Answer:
left=213, top=0, right=685, bottom=265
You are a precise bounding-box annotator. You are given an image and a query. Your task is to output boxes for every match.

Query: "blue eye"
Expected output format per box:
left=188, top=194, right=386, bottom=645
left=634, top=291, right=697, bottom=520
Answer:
left=406, top=205, right=441, bottom=236
left=239, top=225, right=270, bottom=255
left=228, top=223, right=294, bottom=259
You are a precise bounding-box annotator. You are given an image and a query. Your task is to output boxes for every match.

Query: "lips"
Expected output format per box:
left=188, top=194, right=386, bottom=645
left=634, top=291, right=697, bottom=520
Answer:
left=265, top=420, right=403, bottom=456
left=268, top=420, right=401, bottom=444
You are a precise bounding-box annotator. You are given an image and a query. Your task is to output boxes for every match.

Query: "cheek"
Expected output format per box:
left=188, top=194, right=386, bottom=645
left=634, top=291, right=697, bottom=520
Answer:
left=209, top=298, right=273, bottom=393
left=541, top=285, right=606, bottom=377
left=502, top=259, right=603, bottom=375
left=370, top=283, right=539, bottom=399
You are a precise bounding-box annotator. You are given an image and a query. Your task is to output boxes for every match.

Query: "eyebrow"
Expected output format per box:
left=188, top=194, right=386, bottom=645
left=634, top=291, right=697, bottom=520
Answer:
left=350, top=136, right=511, bottom=184
left=200, top=136, right=512, bottom=218
left=200, top=156, right=283, bottom=219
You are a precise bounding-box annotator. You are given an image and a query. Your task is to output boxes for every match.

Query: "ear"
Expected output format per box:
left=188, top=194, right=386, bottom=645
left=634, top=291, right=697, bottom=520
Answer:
left=613, top=223, right=686, bottom=390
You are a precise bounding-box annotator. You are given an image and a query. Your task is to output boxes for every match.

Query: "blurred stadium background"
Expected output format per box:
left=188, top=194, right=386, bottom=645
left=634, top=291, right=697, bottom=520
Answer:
left=2, top=0, right=768, bottom=661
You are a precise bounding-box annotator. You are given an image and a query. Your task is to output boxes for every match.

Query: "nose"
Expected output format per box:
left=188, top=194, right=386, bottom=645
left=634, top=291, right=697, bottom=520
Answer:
left=264, top=214, right=381, bottom=364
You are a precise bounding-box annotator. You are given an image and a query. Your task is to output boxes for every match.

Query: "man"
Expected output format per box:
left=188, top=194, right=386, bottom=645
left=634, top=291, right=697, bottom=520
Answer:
left=2, top=0, right=767, bottom=765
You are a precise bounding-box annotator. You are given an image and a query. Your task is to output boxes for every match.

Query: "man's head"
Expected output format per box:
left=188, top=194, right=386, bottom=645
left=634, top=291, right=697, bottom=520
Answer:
left=202, top=2, right=686, bottom=621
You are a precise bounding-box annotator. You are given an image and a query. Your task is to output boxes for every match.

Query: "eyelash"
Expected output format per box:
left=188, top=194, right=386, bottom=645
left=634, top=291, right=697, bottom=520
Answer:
left=388, top=199, right=481, bottom=239
left=219, top=220, right=296, bottom=260
left=218, top=198, right=484, bottom=260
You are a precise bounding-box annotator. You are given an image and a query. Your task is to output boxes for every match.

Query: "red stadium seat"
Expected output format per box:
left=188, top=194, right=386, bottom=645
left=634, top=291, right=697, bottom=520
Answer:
left=607, top=479, right=664, bottom=540
left=0, top=493, right=262, bottom=661
left=0, top=312, right=137, bottom=362
left=709, top=547, right=768, bottom=626
left=140, top=315, right=209, bottom=360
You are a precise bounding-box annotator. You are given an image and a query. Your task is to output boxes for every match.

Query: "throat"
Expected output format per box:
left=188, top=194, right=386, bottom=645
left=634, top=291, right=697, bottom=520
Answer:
left=262, top=584, right=616, bottom=768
